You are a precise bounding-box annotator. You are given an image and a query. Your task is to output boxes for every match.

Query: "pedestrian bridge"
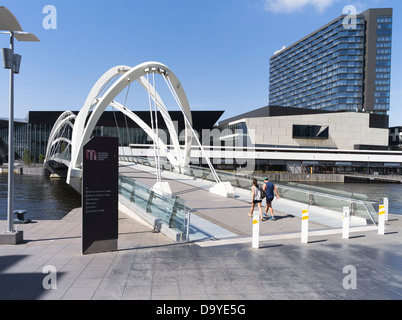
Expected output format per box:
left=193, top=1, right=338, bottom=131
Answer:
left=44, top=61, right=381, bottom=242
left=44, top=61, right=234, bottom=198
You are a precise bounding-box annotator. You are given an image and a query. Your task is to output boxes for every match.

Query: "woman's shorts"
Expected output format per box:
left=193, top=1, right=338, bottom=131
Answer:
left=253, top=200, right=262, bottom=204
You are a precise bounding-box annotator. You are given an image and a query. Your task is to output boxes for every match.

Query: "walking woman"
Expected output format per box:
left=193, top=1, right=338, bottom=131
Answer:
left=248, top=179, right=264, bottom=221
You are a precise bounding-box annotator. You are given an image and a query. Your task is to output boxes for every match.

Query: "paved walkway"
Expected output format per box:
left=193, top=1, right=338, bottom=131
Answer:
left=119, top=163, right=330, bottom=237
left=1, top=163, right=401, bottom=300
left=1, top=206, right=401, bottom=300
left=119, top=162, right=370, bottom=241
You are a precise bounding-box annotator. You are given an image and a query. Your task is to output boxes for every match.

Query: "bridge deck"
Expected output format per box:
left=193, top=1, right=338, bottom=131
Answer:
left=119, top=162, right=336, bottom=239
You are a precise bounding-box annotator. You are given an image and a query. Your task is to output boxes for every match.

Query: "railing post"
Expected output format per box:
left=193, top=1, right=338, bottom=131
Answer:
left=342, top=207, right=350, bottom=239
left=146, top=190, right=154, bottom=213
left=130, top=185, right=136, bottom=202
left=185, top=210, right=191, bottom=243
left=170, top=198, right=180, bottom=228
left=349, top=202, right=355, bottom=216
left=308, top=193, right=315, bottom=205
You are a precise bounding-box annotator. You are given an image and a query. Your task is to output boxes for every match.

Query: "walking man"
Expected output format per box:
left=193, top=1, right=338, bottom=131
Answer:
left=262, top=177, right=280, bottom=220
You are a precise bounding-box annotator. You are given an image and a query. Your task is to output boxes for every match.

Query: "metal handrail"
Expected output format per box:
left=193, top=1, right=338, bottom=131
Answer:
left=120, top=155, right=378, bottom=225
left=119, top=174, right=188, bottom=232
left=362, top=202, right=377, bottom=226
left=120, top=155, right=374, bottom=205
left=275, top=183, right=376, bottom=206
left=275, top=183, right=377, bottom=225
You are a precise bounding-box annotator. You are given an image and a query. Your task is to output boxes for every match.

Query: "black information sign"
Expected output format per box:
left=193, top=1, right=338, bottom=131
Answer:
left=82, top=136, right=118, bottom=255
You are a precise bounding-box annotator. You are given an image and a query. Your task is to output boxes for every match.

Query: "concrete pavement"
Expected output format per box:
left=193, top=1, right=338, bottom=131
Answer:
left=1, top=162, right=401, bottom=300
left=1, top=206, right=401, bottom=300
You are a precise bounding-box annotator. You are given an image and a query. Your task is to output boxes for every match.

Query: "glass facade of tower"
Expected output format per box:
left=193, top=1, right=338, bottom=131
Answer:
left=374, top=16, right=392, bottom=111
left=269, top=9, right=392, bottom=114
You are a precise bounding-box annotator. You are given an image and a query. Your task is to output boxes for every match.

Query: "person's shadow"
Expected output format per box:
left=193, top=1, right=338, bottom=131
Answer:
left=272, top=214, right=295, bottom=221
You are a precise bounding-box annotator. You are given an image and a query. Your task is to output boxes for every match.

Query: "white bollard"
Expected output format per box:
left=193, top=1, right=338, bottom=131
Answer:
left=301, top=209, right=309, bottom=244
left=378, top=205, right=385, bottom=235
left=384, top=197, right=389, bottom=221
left=342, top=207, right=350, bottom=239
left=252, top=211, right=260, bottom=249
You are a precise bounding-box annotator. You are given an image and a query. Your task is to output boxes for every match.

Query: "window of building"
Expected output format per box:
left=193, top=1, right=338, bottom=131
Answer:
left=292, top=125, right=329, bottom=140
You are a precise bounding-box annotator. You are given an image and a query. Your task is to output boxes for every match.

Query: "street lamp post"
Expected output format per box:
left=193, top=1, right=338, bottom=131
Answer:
left=0, top=7, right=39, bottom=242
left=7, top=31, right=15, bottom=234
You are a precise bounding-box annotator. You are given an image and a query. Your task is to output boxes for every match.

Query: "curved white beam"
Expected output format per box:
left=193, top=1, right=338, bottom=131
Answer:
left=69, top=65, right=130, bottom=170
left=69, top=62, right=193, bottom=177
left=49, top=137, right=71, bottom=149
left=62, top=61, right=233, bottom=197
left=161, top=71, right=193, bottom=166
left=110, top=100, right=180, bottom=166
left=45, top=111, right=75, bottom=163
left=137, top=75, right=182, bottom=164
left=47, top=137, right=72, bottom=163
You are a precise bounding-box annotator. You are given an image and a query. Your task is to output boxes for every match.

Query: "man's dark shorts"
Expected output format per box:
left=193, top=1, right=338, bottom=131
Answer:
left=266, top=197, right=274, bottom=205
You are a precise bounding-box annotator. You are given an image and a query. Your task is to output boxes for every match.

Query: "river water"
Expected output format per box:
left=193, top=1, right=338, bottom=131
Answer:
left=309, top=182, right=402, bottom=215
left=0, top=174, right=401, bottom=221
left=0, top=174, right=81, bottom=221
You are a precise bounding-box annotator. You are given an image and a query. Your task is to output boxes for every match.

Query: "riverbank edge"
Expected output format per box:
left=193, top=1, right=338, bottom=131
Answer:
left=1, top=165, right=401, bottom=183
left=0, top=165, right=49, bottom=176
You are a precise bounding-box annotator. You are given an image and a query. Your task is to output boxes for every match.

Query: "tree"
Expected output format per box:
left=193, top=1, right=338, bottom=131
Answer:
left=38, top=154, right=45, bottom=164
left=22, top=149, right=34, bottom=165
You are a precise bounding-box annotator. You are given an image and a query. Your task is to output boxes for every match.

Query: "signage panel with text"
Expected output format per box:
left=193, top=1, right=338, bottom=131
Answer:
left=82, top=137, right=118, bottom=255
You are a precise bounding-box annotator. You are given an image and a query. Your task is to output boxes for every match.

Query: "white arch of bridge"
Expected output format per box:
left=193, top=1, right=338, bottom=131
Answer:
left=44, top=110, right=76, bottom=166
left=64, top=61, right=233, bottom=197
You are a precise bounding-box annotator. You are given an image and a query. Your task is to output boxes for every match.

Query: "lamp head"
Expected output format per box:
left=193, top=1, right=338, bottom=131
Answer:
left=0, top=7, right=23, bottom=32
left=1, top=48, right=13, bottom=69
left=13, top=54, right=21, bottom=74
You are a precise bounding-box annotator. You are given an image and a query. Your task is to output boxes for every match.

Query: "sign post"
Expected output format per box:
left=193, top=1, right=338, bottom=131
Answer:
left=82, top=137, right=118, bottom=255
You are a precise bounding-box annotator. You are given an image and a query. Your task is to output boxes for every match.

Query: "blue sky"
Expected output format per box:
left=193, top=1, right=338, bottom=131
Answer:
left=0, top=0, right=401, bottom=126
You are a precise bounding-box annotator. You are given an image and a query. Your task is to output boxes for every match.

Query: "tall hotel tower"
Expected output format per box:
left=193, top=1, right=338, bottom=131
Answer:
left=269, top=8, right=393, bottom=114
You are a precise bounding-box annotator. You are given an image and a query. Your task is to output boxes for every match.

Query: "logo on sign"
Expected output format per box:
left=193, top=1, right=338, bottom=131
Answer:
left=86, top=150, right=97, bottom=161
